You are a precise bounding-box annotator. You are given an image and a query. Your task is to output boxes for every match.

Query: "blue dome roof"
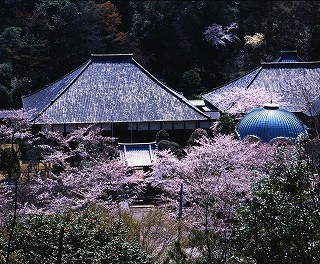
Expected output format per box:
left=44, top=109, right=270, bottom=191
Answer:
left=236, top=104, right=308, bottom=143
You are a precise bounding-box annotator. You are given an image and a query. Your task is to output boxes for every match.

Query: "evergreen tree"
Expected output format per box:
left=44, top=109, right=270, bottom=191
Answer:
left=236, top=148, right=320, bottom=263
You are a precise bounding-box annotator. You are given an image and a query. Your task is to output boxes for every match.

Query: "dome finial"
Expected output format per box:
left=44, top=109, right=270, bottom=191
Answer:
left=263, top=102, right=279, bottom=109
left=267, top=90, right=276, bottom=108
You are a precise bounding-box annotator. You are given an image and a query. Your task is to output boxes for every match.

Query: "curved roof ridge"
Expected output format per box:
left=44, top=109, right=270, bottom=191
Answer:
left=91, top=53, right=133, bottom=59
left=245, top=67, right=263, bottom=89
left=262, top=61, right=320, bottom=67
left=29, top=59, right=92, bottom=121
left=131, top=57, right=210, bottom=119
left=202, top=66, right=262, bottom=96
left=22, top=59, right=91, bottom=99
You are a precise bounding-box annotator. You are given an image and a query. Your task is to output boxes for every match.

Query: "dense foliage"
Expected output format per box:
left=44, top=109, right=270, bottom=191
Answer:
left=235, top=148, right=320, bottom=264
left=0, top=209, right=152, bottom=264
left=2, top=1, right=320, bottom=107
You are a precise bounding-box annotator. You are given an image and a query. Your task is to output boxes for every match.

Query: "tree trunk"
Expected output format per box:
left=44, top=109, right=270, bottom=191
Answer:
left=205, top=203, right=213, bottom=264
left=5, top=179, right=18, bottom=264
left=56, top=227, right=64, bottom=264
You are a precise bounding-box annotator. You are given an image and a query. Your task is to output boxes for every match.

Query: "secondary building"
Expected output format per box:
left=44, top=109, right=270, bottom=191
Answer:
left=203, top=50, right=320, bottom=118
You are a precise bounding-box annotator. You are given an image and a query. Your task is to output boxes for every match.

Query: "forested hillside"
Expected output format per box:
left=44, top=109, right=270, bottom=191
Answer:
left=1, top=0, right=320, bottom=108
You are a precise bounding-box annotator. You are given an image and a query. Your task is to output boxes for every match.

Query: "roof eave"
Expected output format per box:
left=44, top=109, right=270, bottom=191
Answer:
left=202, top=66, right=262, bottom=98
left=131, top=57, right=210, bottom=119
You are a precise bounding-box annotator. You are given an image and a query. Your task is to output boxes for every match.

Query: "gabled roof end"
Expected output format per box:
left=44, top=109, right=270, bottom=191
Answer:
left=91, top=54, right=133, bottom=60
left=280, top=50, right=298, bottom=55
left=272, top=50, right=304, bottom=63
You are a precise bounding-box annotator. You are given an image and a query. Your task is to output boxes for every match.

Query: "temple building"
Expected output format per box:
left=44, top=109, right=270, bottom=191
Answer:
left=22, top=54, right=212, bottom=143
left=203, top=51, right=320, bottom=118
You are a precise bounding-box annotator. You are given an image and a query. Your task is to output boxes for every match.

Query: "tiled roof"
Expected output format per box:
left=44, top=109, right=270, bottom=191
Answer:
left=202, top=67, right=261, bottom=111
left=23, top=54, right=209, bottom=124
left=189, top=99, right=220, bottom=119
left=248, top=62, right=320, bottom=114
left=203, top=52, right=320, bottom=115
left=23, top=62, right=89, bottom=115
left=118, top=142, right=156, bottom=167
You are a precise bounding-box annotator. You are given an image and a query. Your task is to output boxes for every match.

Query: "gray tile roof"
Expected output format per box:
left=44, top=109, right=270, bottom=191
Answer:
left=23, top=54, right=209, bottom=124
left=23, top=63, right=89, bottom=116
left=203, top=53, right=320, bottom=115
left=119, top=142, right=156, bottom=167
left=202, top=67, right=261, bottom=111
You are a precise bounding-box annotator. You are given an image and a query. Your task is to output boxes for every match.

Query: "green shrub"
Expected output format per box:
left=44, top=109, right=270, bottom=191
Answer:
left=0, top=147, right=20, bottom=180
left=157, top=140, right=185, bottom=159
left=0, top=210, right=152, bottom=264
left=186, top=128, right=209, bottom=147
left=156, top=130, right=170, bottom=143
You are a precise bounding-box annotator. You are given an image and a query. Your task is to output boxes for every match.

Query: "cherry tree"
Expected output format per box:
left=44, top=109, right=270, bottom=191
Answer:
left=213, top=86, right=289, bottom=114
left=244, top=33, right=265, bottom=48
left=147, top=150, right=184, bottom=207
left=16, top=159, right=141, bottom=214
left=203, top=22, right=239, bottom=47
left=1, top=124, right=146, bottom=215
left=0, top=111, right=34, bottom=180
left=150, top=134, right=275, bottom=263
left=0, top=111, right=37, bottom=264
left=181, top=135, right=273, bottom=224
left=0, top=118, right=143, bottom=264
